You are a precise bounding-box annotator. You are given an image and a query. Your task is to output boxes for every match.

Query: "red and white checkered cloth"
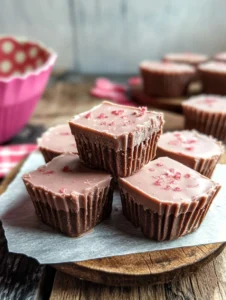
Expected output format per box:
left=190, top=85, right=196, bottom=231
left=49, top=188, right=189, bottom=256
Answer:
left=0, top=144, right=37, bottom=178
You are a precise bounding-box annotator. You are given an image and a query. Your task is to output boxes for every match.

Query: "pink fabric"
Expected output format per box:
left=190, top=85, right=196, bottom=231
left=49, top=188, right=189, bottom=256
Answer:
left=0, top=144, right=37, bottom=177
left=90, top=77, right=136, bottom=106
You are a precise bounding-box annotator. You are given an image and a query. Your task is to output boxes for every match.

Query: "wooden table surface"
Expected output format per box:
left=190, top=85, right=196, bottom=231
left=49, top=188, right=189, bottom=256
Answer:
left=1, top=76, right=226, bottom=300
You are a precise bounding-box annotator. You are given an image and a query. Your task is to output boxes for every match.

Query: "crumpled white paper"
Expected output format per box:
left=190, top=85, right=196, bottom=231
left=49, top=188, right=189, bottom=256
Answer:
left=0, top=151, right=226, bottom=265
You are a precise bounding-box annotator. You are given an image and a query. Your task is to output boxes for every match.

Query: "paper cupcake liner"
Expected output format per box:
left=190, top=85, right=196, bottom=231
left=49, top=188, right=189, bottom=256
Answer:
left=199, top=71, right=226, bottom=95
left=140, top=69, right=195, bottom=97
left=24, top=181, right=114, bottom=237
left=156, top=147, right=222, bottom=178
left=183, top=105, right=226, bottom=142
left=39, top=148, right=59, bottom=163
left=74, top=131, right=161, bottom=177
left=119, top=186, right=220, bottom=241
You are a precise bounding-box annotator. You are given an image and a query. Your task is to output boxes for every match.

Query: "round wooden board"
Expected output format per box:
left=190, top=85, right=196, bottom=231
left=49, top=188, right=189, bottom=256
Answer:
left=54, top=243, right=225, bottom=286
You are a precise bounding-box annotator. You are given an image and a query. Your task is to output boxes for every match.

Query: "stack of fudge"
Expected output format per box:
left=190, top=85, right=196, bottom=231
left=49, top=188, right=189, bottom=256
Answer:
left=23, top=101, right=222, bottom=241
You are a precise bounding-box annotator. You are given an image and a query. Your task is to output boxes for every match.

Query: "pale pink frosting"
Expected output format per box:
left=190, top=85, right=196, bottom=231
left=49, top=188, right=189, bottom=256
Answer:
left=70, top=101, right=162, bottom=136
left=38, top=124, right=77, bottom=154
left=214, top=52, right=226, bottom=61
left=140, top=61, right=195, bottom=73
left=182, top=95, right=226, bottom=112
left=119, top=157, right=218, bottom=208
left=158, top=130, right=222, bottom=158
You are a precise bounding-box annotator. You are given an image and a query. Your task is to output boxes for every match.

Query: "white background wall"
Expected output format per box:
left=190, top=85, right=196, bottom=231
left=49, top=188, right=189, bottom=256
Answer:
left=1, top=0, right=226, bottom=74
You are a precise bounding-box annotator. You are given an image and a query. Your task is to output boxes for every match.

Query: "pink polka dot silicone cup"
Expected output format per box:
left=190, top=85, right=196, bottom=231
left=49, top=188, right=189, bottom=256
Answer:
left=0, top=36, right=57, bottom=144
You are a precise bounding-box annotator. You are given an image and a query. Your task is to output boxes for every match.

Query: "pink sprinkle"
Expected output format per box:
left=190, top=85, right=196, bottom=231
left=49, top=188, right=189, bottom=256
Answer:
left=43, top=170, right=55, bottom=175
left=97, top=113, right=108, bottom=119
left=174, top=172, right=181, bottom=180
left=185, top=174, right=191, bottom=178
left=84, top=112, right=91, bottom=119
left=108, top=121, right=115, bottom=126
left=187, top=184, right=199, bottom=188
left=111, top=109, right=124, bottom=116
left=62, top=166, right=71, bottom=172
left=174, top=132, right=181, bottom=137
left=156, top=162, right=163, bottom=167
left=60, top=132, right=70, bottom=136
left=173, top=187, right=181, bottom=192
left=164, top=185, right=171, bottom=190
left=187, top=138, right=198, bottom=144
left=153, top=180, right=161, bottom=186
left=59, top=188, right=67, bottom=194
left=185, top=146, right=194, bottom=151
left=149, top=168, right=155, bottom=171
left=100, top=121, right=107, bottom=125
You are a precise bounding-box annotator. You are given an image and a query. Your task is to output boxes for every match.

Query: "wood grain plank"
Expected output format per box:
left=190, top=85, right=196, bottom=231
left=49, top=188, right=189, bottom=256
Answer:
left=0, top=0, right=74, bottom=69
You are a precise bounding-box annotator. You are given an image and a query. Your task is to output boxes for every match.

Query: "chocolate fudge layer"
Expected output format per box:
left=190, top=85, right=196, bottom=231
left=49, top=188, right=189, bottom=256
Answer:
left=23, top=154, right=114, bottom=237
left=163, top=53, right=208, bottom=66
left=198, top=61, right=226, bottom=95
left=140, top=61, right=196, bottom=97
left=118, top=157, right=220, bottom=241
left=182, top=95, right=226, bottom=142
left=38, top=124, right=78, bottom=162
left=157, top=130, right=223, bottom=178
left=69, top=101, right=164, bottom=177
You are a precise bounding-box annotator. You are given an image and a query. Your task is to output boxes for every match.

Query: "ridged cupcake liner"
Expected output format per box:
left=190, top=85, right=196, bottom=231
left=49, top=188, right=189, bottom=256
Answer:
left=183, top=105, right=226, bottom=142
left=157, top=147, right=222, bottom=178
left=120, top=186, right=220, bottom=241
left=199, top=71, right=226, bottom=95
left=39, top=147, right=63, bottom=163
left=140, top=69, right=195, bottom=97
left=0, top=220, right=8, bottom=258
left=24, top=180, right=114, bottom=237
left=74, top=131, right=162, bottom=177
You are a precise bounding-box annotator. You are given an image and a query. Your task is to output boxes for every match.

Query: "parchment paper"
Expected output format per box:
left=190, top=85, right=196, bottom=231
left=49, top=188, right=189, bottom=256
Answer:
left=0, top=152, right=226, bottom=265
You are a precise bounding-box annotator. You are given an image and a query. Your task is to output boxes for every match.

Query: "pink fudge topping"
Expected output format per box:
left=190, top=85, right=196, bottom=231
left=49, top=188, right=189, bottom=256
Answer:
left=119, top=157, right=219, bottom=209
left=140, top=61, right=195, bottom=73
left=38, top=124, right=77, bottom=154
left=158, top=130, right=222, bottom=158
left=198, top=61, right=226, bottom=73
left=214, top=52, right=226, bottom=61
left=164, top=53, right=208, bottom=64
left=182, top=95, right=226, bottom=112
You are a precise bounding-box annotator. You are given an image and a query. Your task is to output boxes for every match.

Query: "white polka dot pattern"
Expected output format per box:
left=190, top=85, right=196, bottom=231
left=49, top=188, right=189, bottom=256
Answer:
left=0, top=37, right=50, bottom=77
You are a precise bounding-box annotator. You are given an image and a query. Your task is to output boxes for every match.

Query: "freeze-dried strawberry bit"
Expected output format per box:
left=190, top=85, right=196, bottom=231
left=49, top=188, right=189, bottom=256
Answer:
left=173, top=187, right=181, bottom=192
left=84, top=112, right=92, bottom=119
left=97, top=113, right=108, bottom=119
left=153, top=180, right=161, bottom=186
left=59, top=188, right=67, bottom=194
left=185, top=146, right=194, bottom=151
left=169, top=168, right=175, bottom=173
left=111, top=109, right=124, bottom=116
left=174, top=172, right=181, bottom=180
left=121, top=115, right=128, bottom=119
left=43, top=170, right=55, bottom=175
left=174, top=132, right=181, bottom=137
left=187, top=183, right=199, bottom=188
left=137, top=106, right=147, bottom=117
left=187, top=137, right=198, bottom=144
left=60, top=132, right=70, bottom=136
left=108, top=121, right=115, bottom=126
left=62, top=166, right=71, bottom=172
left=149, top=168, right=155, bottom=171
left=164, top=185, right=171, bottom=190
left=156, top=162, right=164, bottom=167
left=184, top=173, right=191, bottom=178
left=38, top=167, right=46, bottom=173
left=168, top=179, right=175, bottom=184
left=100, top=121, right=107, bottom=125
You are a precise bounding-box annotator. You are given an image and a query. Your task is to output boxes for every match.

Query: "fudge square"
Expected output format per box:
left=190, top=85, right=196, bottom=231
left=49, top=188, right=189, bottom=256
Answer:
left=69, top=101, right=164, bottom=177
left=118, top=157, right=220, bottom=241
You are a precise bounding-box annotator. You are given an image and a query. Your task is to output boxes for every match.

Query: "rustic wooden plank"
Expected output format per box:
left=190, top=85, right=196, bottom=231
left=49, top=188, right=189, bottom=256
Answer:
left=0, top=0, right=74, bottom=69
